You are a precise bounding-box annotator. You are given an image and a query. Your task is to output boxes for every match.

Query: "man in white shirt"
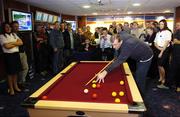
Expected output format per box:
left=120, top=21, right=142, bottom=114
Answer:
left=99, top=28, right=113, bottom=61
left=11, top=21, right=29, bottom=89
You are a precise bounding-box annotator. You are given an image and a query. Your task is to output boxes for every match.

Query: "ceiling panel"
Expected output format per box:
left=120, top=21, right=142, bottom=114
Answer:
left=16, top=0, right=180, bottom=15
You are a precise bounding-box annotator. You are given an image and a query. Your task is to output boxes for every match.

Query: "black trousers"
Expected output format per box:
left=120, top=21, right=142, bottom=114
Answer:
left=63, top=49, right=74, bottom=67
left=101, top=48, right=114, bottom=61
left=35, top=43, right=49, bottom=73
left=166, top=56, right=180, bottom=87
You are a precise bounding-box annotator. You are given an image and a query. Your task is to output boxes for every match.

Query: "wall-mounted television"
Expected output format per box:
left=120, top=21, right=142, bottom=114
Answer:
left=35, top=11, right=43, bottom=21
left=11, top=10, right=33, bottom=31
left=48, top=15, right=53, bottom=23
left=53, top=16, right=58, bottom=23
left=66, top=20, right=77, bottom=31
left=42, top=13, right=48, bottom=22
left=58, top=16, right=61, bottom=22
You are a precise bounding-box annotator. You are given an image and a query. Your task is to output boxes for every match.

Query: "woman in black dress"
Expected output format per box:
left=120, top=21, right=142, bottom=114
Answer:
left=0, top=22, right=23, bottom=95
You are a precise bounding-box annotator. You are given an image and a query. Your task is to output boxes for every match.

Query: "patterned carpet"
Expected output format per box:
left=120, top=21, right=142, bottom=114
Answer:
left=0, top=74, right=179, bottom=117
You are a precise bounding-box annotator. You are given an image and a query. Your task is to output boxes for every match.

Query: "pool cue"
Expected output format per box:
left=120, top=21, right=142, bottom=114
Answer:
left=85, top=59, right=114, bottom=86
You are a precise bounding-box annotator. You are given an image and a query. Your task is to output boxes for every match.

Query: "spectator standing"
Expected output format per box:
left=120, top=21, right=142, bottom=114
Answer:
left=34, top=25, right=49, bottom=76
left=131, top=22, right=144, bottom=39
left=159, top=22, right=180, bottom=91
left=11, top=21, right=29, bottom=87
left=49, top=21, right=64, bottom=74
left=0, top=22, right=23, bottom=95
left=145, top=27, right=158, bottom=78
left=154, top=19, right=172, bottom=87
left=123, top=22, right=131, bottom=34
left=99, top=28, right=113, bottom=61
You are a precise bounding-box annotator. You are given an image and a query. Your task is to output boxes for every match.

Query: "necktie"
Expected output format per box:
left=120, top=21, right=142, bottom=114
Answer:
left=102, top=38, right=106, bottom=51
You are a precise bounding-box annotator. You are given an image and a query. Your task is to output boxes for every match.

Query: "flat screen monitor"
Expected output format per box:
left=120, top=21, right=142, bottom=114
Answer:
left=58, top=16, right=61, bottom=22
left=35, top=11, right=42, bottom=21
left=66, top=20, right=77, bottom=31
left=11, top=10, right=33, bottom=31
left=48, top=15, right=53, bottom=23
left=53, top=16, right=58, bottom=23
left=42, top=13, right=48, bottom=22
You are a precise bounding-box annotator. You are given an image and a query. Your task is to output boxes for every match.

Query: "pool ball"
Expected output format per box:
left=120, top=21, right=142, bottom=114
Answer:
left=92, top=80, right=96, bottom=83
left=115, top=98, right=121, bottom=103
left=92, top=93, right=98, bottom=99
left=111, top=91, right=117, bottom=97
left=84, top=89, right=89, bottom=94
left=42, top=96, right=48, bottom=100
left=119, top=91, right=124, bottom=96
left=92, top=84, right=97, bottom=88
left=120, top=80, right=124, bottom=85
left=96, top=83, right=101, bottom=88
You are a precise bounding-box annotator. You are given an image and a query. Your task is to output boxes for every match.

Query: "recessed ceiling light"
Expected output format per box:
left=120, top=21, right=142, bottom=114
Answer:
left=164, top=10, right=171, bottom=13
left=127, top=11, right=133, bottom=14
left=92, top=12, right=98, bottom=15
left=132, top=3, right=141, bottom=7
left=82, top=5, right=91, bottom=9
left=117, top=9, right=121, bottom=11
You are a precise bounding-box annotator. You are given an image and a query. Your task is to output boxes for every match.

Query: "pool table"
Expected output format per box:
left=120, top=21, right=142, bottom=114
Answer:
left=22, top=61, right=146, bottom=117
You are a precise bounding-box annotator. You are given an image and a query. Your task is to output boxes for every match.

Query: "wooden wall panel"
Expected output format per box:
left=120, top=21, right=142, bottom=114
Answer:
left=3, top=0, right=28, bottom=22
left=175, top=6, right=180, bottom=23
left=61, top=14, right=75, bottom=21
left=30, top=6, right=60, bottom=16
left=4, top=0, right=28, bottom=11
left=77, top=16, right=86, bottom=28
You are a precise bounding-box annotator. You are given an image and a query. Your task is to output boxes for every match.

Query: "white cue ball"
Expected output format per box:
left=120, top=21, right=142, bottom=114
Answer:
left=84, top=89, right=89, bottom=93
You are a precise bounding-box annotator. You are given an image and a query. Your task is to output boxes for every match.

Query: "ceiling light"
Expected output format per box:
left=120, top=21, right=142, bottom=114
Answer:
left=117, top=9, right=120, bottom=11
left=127, top=11, right=133, bottom=14
left=164, top=10, right=170, bottom=13
left=132, top=3, right=141, bottom=7
left=92, top=12, right=98, bottom=15
left=82, top=5, right=91, bottom=9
